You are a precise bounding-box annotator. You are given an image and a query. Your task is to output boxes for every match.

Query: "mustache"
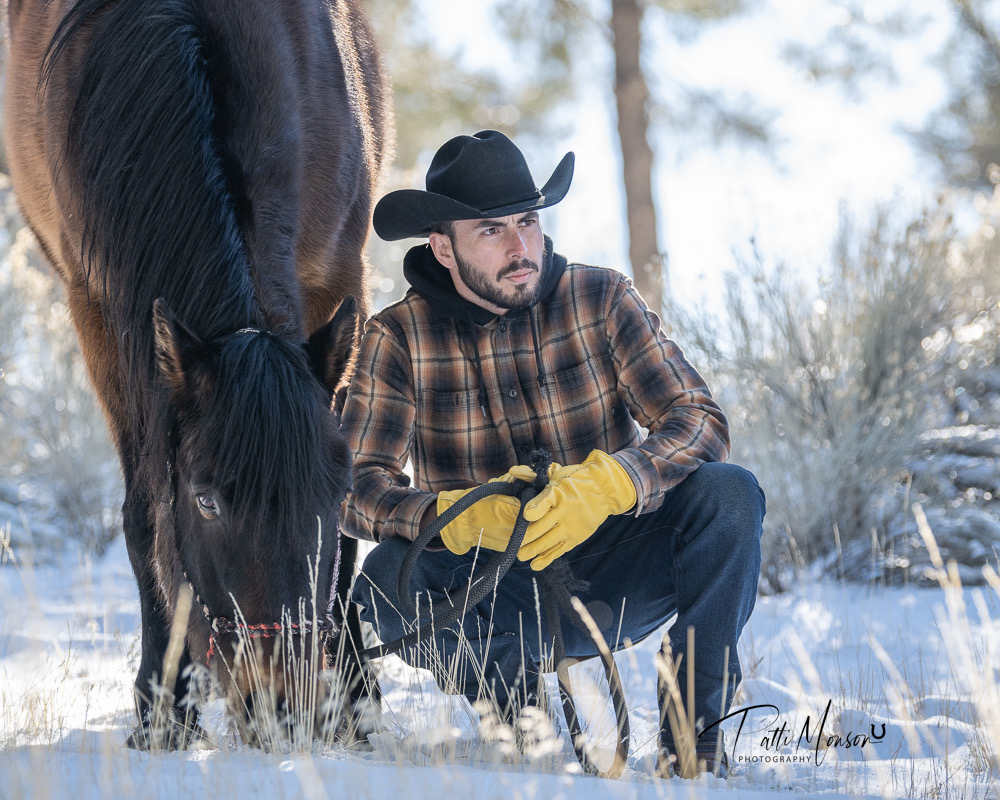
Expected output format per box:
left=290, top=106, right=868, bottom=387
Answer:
left=496, top=258, right=540, bottom=282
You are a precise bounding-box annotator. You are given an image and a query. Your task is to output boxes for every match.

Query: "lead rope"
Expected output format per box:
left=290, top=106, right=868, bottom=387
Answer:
left=356, top=449, right=630, bottom=778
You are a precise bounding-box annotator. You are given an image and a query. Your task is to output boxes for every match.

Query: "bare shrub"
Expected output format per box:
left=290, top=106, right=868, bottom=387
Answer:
left=0, top=175, right=121, bottom=557
left=671, top=204, right=977, bottom=590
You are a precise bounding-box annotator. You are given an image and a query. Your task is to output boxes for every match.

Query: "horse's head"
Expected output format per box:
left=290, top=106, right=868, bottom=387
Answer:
left=151, top=296, right=358, bottom=742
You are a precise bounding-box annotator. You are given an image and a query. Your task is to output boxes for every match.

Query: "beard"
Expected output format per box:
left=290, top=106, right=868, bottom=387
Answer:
left=453, top=248, right=544, bottom=311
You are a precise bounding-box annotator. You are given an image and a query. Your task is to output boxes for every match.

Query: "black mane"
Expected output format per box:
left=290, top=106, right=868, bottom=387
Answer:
left=200, top=331, right=347, bottom=547
left=45, top=0, right=267, bottom=485
left=47, top=3, right=260, bottom=350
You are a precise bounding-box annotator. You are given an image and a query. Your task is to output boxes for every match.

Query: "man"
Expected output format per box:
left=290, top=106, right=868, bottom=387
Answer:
left=339, top=130, right=764, bottom=779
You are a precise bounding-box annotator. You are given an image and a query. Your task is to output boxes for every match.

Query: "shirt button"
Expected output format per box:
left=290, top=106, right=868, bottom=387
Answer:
left=499, top=322, right=507, bottom=333
left=508, top=388, right=518, bottom=398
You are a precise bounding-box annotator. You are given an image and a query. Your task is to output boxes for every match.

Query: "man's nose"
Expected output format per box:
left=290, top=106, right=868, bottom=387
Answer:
left=505, top=227, right=528, bottom=259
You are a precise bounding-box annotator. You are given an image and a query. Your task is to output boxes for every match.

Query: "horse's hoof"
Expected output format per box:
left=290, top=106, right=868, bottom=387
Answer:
left=344, top=694, right=381, bottom=746
left=342, top=734, right=374, bottom=752
left=124, top=728, right=145, bottom=751
left=125, top=715, right=210, bottom=751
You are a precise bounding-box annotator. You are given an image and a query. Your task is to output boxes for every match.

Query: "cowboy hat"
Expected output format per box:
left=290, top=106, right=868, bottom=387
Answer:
left=373, top=130, right=574, bottom=242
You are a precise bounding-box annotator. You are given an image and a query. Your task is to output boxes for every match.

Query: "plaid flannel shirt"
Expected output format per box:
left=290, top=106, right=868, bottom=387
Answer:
left=339, top=254, right=730, bottom=543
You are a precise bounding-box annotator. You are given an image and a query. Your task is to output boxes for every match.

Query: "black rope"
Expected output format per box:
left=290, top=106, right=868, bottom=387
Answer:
left=355, top=449, right=631, bottom=778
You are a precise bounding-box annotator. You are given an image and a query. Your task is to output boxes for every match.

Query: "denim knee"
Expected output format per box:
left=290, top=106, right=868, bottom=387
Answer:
left=673, top=462, right=765, bottom=548
left=352, top=537, right=410, bottom=625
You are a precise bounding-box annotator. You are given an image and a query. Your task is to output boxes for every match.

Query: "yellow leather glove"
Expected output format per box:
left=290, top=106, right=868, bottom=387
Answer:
left=436, top=468, right=525, bottom=555
left=516, top=450, right=637, bottom=571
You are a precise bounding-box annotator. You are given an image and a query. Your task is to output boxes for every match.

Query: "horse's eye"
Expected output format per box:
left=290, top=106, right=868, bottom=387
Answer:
left=196, top=493, right=219, bottom=520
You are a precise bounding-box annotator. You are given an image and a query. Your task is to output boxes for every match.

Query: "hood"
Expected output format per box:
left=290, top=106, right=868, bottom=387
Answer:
left=402, top=235, right=567, bottom=325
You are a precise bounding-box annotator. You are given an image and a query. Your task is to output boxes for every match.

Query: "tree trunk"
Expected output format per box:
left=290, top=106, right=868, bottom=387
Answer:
left=610, top=0, right=666, bottom=317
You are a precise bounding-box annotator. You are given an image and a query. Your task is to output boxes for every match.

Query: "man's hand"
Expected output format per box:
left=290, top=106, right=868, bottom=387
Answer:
left=516, top=450, right=637, bottom=570
left=436, top=467, right=528, bottom=555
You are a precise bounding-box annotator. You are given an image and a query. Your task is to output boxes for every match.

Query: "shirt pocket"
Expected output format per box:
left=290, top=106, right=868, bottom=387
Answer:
left=414, top=388, right=509, bottom=489
left=547, top=360, right=620, bottom=455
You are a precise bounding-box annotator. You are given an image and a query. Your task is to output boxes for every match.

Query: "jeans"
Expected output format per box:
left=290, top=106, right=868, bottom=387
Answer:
left=352, top=462, right=765, bottom=734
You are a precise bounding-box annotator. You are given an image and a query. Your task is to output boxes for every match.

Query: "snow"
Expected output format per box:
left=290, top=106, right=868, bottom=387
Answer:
left=2, top=538, right=998, bottom=799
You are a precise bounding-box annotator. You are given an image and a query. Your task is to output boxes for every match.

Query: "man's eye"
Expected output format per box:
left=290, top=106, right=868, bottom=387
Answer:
left=196, top=493, right=219, bottom=520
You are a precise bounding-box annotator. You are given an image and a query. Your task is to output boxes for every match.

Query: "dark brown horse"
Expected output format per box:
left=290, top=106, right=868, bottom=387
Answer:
left=5, top=0, right=391, bottom=747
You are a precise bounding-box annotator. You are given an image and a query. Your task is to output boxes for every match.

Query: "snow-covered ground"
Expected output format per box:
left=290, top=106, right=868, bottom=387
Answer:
left=2, top=535, right=998, bottom=800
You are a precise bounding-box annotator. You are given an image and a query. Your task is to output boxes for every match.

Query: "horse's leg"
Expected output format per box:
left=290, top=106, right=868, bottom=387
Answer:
left=309, top=248, right=381, bottom=745
left=120, top=470, right=202, bottom=748
left=63, top=287, right=201, bottom=748
left=327, top=535, right=381, bottom=746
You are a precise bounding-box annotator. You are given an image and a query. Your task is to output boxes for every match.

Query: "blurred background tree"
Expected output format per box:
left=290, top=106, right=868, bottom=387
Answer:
left=364, top=0, right=775, bottom=316
left=492, top=0, right=774, bottom=317
left=906, top=0, right=1000, bottom=189
left=365, top=0, right=572, bottom=170
left=783, top=0, right=1000, bottom=191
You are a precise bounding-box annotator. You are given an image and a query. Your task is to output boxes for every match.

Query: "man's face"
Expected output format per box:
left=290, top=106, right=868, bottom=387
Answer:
left=429, top=211, right=546, bottom=315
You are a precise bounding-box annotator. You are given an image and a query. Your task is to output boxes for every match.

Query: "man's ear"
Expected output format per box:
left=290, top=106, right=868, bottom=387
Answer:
left=307, top=295, right=359, bottom=397
left=429, top=232, right=456, bottom=270
left=152, top=298, right=210, bottom=398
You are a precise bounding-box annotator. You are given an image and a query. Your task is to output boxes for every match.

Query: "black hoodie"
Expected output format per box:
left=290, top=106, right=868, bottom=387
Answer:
left=402, top=235, right=567, bottom=326
left=401, top=235, right=568, bottom=416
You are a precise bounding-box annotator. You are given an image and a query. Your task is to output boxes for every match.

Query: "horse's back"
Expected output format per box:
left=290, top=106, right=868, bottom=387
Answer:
left=5, top=0, right=389, bottom=331
left=5, top=0, right=82, bottom=284
left=196, top=0, right=390, bottom=330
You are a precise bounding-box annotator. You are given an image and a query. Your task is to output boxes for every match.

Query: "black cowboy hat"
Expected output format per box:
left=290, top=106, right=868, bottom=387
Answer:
left=373, top=130, right=575, bottom=242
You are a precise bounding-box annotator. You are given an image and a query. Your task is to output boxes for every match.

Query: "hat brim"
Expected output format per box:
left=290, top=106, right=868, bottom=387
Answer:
left=373, top=152, right=575, bottom=241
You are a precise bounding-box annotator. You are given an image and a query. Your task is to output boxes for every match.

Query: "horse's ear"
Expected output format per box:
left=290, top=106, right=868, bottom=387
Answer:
left=153, top=298, right=208, bottom=396
left=307, top=295, right=359, bottom=398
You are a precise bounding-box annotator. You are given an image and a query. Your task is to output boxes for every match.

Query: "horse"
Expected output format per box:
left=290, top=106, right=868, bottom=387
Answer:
left=4, top=0, right=391, bottom=748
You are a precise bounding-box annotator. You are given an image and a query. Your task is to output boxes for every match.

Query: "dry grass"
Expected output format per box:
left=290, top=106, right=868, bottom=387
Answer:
left=914, top=504, right=1000, bottom=777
